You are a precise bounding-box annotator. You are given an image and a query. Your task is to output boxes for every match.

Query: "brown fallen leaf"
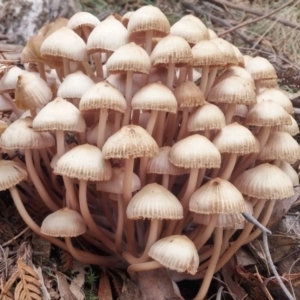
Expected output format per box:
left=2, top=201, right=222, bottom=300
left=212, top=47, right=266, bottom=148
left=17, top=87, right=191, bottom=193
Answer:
left=55, top=269, right=78, bottom=300
left=98, top=272, right=113, bottom=300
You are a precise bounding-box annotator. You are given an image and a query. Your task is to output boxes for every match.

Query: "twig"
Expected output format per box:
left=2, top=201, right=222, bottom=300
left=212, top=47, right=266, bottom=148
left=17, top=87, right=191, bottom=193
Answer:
left=218, top=0, right=296, bottom=37
left=208, top=0, right=300, bottom=31
left=2, top=227, right=30, bottom=247
left=242, top=212, right=272, bottom=234
left=255, top=265, right=274, bottom=300
left=287, top=257, right=300, bottom=300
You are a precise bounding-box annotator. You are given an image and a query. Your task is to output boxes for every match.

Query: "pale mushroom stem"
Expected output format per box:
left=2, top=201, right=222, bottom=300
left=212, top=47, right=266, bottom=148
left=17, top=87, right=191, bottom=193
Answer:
left=145, top=30, right=153, bottom=55
left=218, top=153, right=238, bottom=181
left=24, top=149, right=59, bottom=212
left=176, top=108, right=189, bottom=141
left=214, top=199, right=266, bottom=272
left=127, top=260, right=163, bottom=279
left=122, top=71, right=133, bottom=126
left=63, top=57, right=70, bottom=77
left=79, top=180, right=116, bottom=253
left=37, top=62, right=47, bottom=81
left=231, top=126, right=271, bottom=181
left=56, top=130, right=65, bottom=159
left=155, top=111, right=167, bottom=147
left=97, top=108, right=108, bottom=149
left=116, top=194, right=125, bottom=254
left=123, top=219, right=159, bottom=264
left=146, top=110, right=159, bottom=135
left=205, top=67, right=218, bottom=97
left=244, top=200, right=275, bottom=244
left=63, top=176, right=80, bottom=211
left=225, top=103, right=236, bottom=125
left=194, top=227, right=223, bottom=300
left=188, top=66, right=193, bottom=81
left=200, top=66, right=209, bottom=95
left=178, top=67, right=187, bottom=83
left=93, top=53, right=104, bottom=78
left=114, top=112, right=122, bottom=133
left=194, top=214, right=218, bottom=251
left=162, top=174, right=169, bottom=189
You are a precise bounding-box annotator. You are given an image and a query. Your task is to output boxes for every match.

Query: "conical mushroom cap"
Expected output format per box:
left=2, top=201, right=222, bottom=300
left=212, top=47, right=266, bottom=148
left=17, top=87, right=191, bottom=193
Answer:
left=0, top=160, right=27, bottom=191
left=279, top=161, right=299, bottom=187
left=1, top=117, right=55, bottom=150
left=54, top=144, right=112, bottom=181
left=102, top=125, right=159, bottom=159
left=41, top=207, right=86, bottom=237
left=67, top=11, right=100, bottom=31
left=127, top=183, right=183, bottom=220
left=189, top=178, right=245, bottom=214
left=0, top=66, right=26, bottom=93
left=131, top=82, right=177, bottom=113
left=80, top=80, right=127, bottom=113
left=273, top=115, right=299, bottom=136
left=148, top=235, right=199, bottom=275
left=15, top=72, right=52, bottom=110
left=188, top=102, right=226, bottom=132
left=210, top=38, right=238, bottom=66
left=97, top=166, right=141, bottom=194
left=32, top=97, right=86, bottom=132
left=234, top=163, right=294, bottom=200
left=257, top=131, right=300, bottom=164
left=245, top=56, right=277, bottom=80
left=169, top=134, right=221, bottom=169
left=213, top=122, right=259, bottom=154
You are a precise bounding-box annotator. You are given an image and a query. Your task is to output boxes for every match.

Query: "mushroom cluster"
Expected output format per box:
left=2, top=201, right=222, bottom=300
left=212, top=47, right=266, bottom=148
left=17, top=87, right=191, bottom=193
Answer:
left=0, top=6, right=299, bottom=300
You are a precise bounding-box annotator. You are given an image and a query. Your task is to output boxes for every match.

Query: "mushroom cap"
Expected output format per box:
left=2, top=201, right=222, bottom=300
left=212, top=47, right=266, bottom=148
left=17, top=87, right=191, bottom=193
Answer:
left=174, top=80, right=205, bottom=108
left=67, top=11, right=100, bottom=31
left=245, top=56, right=277, bottom=80
left=273, top=115, right=299, bottom=136
left=96, top=166, right=141, bottom=194
left=87, top=16, right=129, bottom=54
left=208, top=76, right=256, bottom=105
left=279, top=161, right=299, bottom=187
left=147, top=146, right=188, bottom=175
left=131, top=82, right=177, bottom=113
left=0, top=94, right=14, bottom=111
left=79, top=80, right=127, bottom=113
left=127, top=183, right=183, bottom=220
left=1, top=117, right=55, bottom=150
left=150, top=35, right=193, bottom=68
left=208, top=28, right=218, bottom=39
left=121, top=11, right=134, bottom=28
left=127, top=5, right=170, bottom=41
left=54, top=144, right=112, bottom=181
left=169, top=134, right=221, bottom=169
left=234, top=163, right=294, bottom=200
left=148, top=235, right=199, bottom=275
left=41, top=26, right=88, bottom=61
left=189, top=178, right=246, bottom=214
left=210, top=38, right=238, bottom=66
left=57, top=71, right=94, bottom=100
left=234, top=104, right=248, bottom=119
left=86, top=121, right=114, bottom=146
left=0, top=66, right=25, bottom=93
left=188, top=102, right=226, bottom=132
left=257, top=131, right=300, bottom=164
left=245, top=100, right=292, bottom=127
left=32, top=97, right=86, bottom=132
left=0, top=160, right=27, bottom=191
left=232, top=45, right=245, bottom=67
left=102, top=125, right=159, bottom=159
left=213, top=122, right=259, bottom=154
left=106, top=42, right=151, bottom=74
left=41, top=207, right=86, bottom=237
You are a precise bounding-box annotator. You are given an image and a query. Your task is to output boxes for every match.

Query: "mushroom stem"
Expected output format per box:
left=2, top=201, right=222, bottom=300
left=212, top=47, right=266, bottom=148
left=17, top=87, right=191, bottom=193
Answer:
left=122, top=71, right=133, bottom=126
left=79, top=180, right=116, bottom=253
left=56, top=130, right=65, bottom=159
left=219, top=153, right=237, bottom=181
left=123, top=219, right=160, bottom=264
left=114, top=112, right=122, bottom=133
left=194, top=227, right=223, bottom=300
left=24, top=149, right=59, bottom=212
left=176, top=108, right=189, bottom=142
left=93, top=53, right=104, bottom=78
left=205, top=67, right=218, bottom=97
left=63, top=176, right=79, bottom=211
left=146, top=110, right=159, bottom=135
left=115, top=194, right=125, bottom=254
left=225, top=103, right=236, bottom=125
left=155, top=111, right=167, bottom=147
left=97, top=108, right=108, bottom=149
left=162, top=174, right=169, bottom=189
left=200, top=66, right=209, bottom=95
left=145, top=30, right=153, bottom=55
left=63, top=57, right=70, bottom=77
left=37, top=62, right=47, bottom=81
left=127, top=260, right=163, bottom=279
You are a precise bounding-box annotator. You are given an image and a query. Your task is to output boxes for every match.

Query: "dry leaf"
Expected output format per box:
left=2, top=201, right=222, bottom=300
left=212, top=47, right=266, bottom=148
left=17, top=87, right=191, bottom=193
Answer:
left=33, top=266, right=51, bottom=300
left=55, top=270, right=77, bottom=300
left=98, top=272, right=113, bottom=300
left=69, top=261, right=86, bottom=300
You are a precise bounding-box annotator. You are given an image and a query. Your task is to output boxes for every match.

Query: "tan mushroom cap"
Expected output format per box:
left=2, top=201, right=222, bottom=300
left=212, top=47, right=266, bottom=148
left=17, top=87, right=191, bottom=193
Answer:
left=245, top=100, right=292, bottom=127
left=169, top=134, right=221, bottom=169
left=41, top=207, right=86, bottom=237
left=257, top=131, right=300, bottom=164
left=32, top=97, right=86, bottom=132
left=148, top=235, right=199, bottom=275
left=208, top=76, right=256, bottom=106
left=255, top=78, right=278, bottom=90
left=44, top=18, right=69, bottom=37
left=80, top=80, right=127, bottom=113
left=97, top=166, right=141, bottom=194
left=127, top=183, right=183, bottom=220
left=67, top=12, right=100, bottom=31
left=256, top=88, right=293, bottom=114
left=54, top=144, right=112, bottom=181
left=0, top=66, right=25, bottom=93
left=234, top=163, right=294, bottom=200
left=232, top=45, right=245, bottom=67
left=1, top=117, right=55, bottom=150
left=106, top=42, right=151, bottom=74
left=87, top=16, right=129, bottom=54
left=210, top=38, right=238, bottom=66
left=190, top=177, right=245, bottom=215
left=174, top=81, right=205, bottom=108
left=127, top=5, right=170, bottom=41
left=15, top=72, right=52, bottom=110
left=188, top=102, right=226, bottom=132
left=102, top=125, right=159, bottom=159
left=245, top=56, right=277, bottom=80
left=131, top=82, right=177, bottom=113
left=170, top=19, right=209, bottom=46
left=279, top=161, right=299, bottom=187
left=213, top=122, right=259, bottom=154
left=41, top=26, right=88, bottom=62
left=273, top=115, right=299, bottom=136
left=121, top=11, right=134, bottom=28
left=150, top=35, right=193, bottom=68
left=146, top=146, right=188, bottom=175
left=57, top=70, right=94, bottom=100
left=0, top=160, right=27, bottom=191
left=208, top=28, right=218, bottom=39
